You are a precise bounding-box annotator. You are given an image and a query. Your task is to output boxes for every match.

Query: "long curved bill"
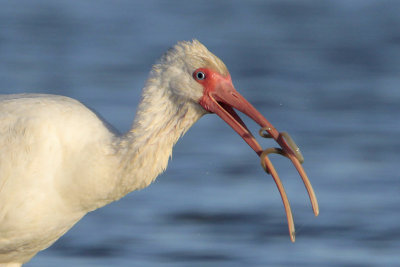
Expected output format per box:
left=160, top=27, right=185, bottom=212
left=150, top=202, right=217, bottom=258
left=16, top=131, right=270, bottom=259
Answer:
left=200, top=77, right=319, bottom=242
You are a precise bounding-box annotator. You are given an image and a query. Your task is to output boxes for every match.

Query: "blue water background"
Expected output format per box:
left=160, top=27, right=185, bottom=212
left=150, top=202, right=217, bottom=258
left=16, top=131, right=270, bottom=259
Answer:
left=1, top=0, right=399, bottom=266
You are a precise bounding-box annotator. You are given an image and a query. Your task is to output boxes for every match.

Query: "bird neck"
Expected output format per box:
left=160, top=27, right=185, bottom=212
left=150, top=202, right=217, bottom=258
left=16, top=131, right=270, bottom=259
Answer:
left=112, top=79, right=205, bottom=199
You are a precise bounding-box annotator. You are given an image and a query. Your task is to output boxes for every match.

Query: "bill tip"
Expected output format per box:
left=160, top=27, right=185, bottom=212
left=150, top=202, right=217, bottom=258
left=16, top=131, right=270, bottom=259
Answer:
left=290, top=232, right=296, bottom=243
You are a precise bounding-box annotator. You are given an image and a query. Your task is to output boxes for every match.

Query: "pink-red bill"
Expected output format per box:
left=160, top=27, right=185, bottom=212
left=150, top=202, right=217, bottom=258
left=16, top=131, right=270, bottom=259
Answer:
left=200, top=78, right=319, bottom=242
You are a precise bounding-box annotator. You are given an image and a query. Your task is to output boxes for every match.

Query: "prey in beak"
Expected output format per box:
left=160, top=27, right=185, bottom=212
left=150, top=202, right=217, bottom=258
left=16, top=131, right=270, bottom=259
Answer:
left=196, top=68, right=319, bottom=242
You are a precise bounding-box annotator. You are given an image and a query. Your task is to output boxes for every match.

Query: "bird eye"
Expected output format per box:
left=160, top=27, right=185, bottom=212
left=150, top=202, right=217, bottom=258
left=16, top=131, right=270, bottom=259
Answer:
left=195, top=71, right=206, bottom=80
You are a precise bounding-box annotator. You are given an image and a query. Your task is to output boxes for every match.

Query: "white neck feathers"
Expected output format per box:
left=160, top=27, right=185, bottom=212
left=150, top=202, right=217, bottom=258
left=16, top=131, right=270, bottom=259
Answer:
left=112, top=75, right=205, bottom=198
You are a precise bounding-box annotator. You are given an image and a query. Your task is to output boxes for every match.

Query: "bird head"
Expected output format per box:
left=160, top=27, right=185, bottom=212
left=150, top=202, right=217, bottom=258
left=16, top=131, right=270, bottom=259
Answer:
left=156, top=40, right=298, bottom=159
left=151, top=40, right=318, bottom=241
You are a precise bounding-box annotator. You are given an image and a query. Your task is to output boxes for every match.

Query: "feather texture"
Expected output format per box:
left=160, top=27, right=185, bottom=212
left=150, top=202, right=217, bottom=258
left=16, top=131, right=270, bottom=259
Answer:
left=0, top=40, right=227, bottom=265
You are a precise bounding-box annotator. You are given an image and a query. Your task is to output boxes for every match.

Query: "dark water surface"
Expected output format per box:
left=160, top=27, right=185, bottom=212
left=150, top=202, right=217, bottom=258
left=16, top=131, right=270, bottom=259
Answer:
left=1, top=0, right=399, bottom=266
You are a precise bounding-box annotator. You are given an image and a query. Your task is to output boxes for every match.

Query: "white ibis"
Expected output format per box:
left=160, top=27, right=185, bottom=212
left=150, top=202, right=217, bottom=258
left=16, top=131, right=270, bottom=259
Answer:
left=0, top=40, right=318, bottom=266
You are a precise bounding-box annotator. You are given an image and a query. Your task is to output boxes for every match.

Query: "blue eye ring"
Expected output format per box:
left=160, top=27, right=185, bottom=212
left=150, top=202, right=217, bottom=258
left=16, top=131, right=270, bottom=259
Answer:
left=195, top=71, right=206, bottom=80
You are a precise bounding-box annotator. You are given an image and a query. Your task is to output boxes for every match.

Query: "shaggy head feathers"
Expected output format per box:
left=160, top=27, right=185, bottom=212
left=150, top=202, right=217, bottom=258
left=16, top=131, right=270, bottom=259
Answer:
left=145, top=40, right=229, bottom=102
left=160, top=40, right=229, bottom=76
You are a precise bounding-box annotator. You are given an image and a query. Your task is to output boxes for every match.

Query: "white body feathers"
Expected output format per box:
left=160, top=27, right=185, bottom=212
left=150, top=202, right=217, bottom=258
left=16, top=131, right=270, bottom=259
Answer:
left=0, top=91, right=203, bottom=265
left=0, top=40, right=227, bottom=266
